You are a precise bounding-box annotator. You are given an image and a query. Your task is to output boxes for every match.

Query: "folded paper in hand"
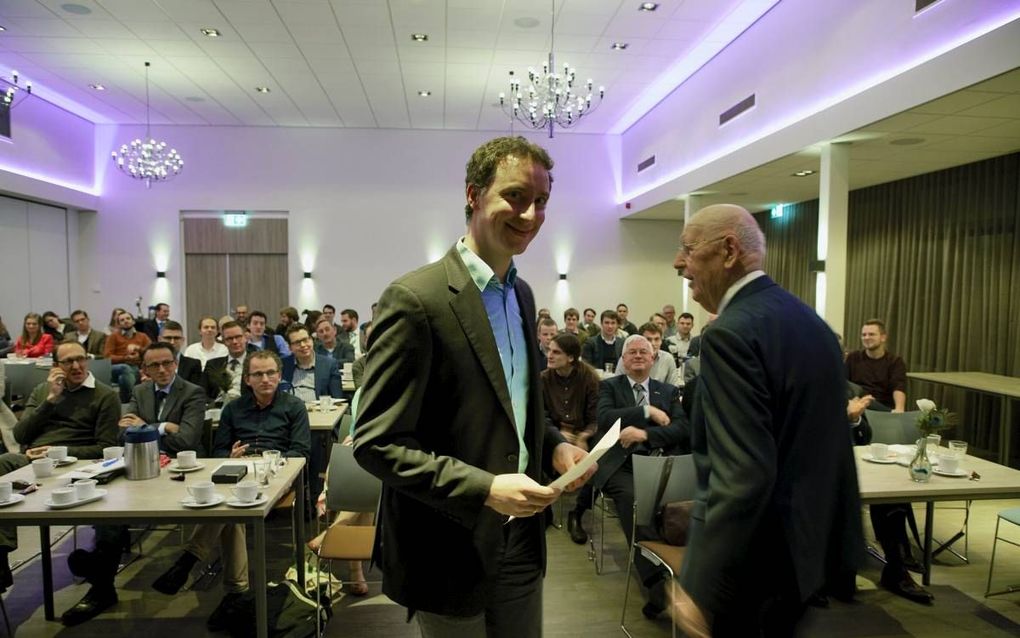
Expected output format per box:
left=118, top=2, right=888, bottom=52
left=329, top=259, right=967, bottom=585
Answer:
left=547, top=418, right=619, bottom=490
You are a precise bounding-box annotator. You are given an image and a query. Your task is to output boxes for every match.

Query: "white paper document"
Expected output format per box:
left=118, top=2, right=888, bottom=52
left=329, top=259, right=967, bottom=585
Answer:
left=547, top=418, right=619, bottom=490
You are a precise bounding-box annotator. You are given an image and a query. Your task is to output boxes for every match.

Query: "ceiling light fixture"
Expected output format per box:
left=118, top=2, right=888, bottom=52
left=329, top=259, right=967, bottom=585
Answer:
left=0, top=25, right=6, bottom=32
left=110, top=61, right=184, bottom=188
left=418, top=90, right=431, bottom=97
left=1, top=69, right=32, bottom=111
left=611, top=42, right=629, bottom=50
left=639, top=2, right=659, bottom=11
left=411, top=33, right=428, bottom=42
left=499, top=0, right=604, bottom=138
left=89, top=83, right=105, bottom=91
left=792, top=169, right=815, bottom=177
left=255, top=86, right=271, bottom=94
left=201, top=28, right=221, bottom=37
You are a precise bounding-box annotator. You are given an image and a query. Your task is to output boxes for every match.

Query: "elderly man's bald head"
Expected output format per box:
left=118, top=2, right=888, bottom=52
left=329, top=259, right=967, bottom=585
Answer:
left=674, top=204, right=767, bottom=313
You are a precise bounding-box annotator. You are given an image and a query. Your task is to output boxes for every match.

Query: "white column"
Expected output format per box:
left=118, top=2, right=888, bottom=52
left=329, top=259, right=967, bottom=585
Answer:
left=682, top=194, right=710, bottom=330
left=819, top=142, right=850, bottom=338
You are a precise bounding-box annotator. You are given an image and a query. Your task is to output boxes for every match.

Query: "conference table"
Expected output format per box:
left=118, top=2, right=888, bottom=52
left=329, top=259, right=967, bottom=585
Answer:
left=0, top=458, right=306, bottom=638
left=907, top=371, right=1020, bottom=466
left=855, top=446, right=1020, bottom=585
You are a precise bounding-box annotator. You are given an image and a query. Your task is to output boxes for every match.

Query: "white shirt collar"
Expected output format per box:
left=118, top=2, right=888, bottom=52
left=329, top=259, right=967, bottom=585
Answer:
left=68, top=372, right=96, bottom=392
left=717, top=270, right=766, bottom=315
left=625, top=375, right=649, bottom=394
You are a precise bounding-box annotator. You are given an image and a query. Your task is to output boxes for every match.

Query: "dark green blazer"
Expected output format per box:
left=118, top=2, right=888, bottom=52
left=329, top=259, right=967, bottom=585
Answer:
left=354, top=245, right=564, bottom=616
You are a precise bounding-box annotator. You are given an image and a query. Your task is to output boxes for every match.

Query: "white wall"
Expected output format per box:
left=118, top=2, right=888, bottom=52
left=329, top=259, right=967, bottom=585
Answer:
left=0, top=195, right=70, bottom=323
left=83, top=126, right=683, bottom=338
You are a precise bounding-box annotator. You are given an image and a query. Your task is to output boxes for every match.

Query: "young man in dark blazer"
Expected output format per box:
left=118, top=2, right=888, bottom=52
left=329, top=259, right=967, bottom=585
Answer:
left=353, top=137, right=593, bottom=637
left=671, top=204, right=863, bottom=637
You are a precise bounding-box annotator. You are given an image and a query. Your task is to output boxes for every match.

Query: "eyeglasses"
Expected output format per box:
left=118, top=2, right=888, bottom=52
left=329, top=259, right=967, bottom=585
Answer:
left=248, top=370, right=279, bottom=379
left=289, top=336, right=312, bottom=347
left=161, top=335, right=184, bottom=342
left=144, top=360, right=177, bottom=370
left=678, top=235, right=727, bottom=258
left=57, top=356, right=88, bottom=367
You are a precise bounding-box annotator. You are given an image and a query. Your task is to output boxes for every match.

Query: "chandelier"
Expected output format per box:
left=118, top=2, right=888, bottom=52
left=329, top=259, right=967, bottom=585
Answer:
left=111, top=61, right=183, bottom=188
left=498, top=0, right=604, bottom=138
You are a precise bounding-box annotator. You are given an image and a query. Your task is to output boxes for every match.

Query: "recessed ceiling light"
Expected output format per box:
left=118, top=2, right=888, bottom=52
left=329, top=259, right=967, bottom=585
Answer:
left=418, top=90, right=431, bottom=97
left=890, top=137, right=926, bottom=146
left=255, top=86, right=271, bottom=94
left=514, top=17, right=540, bottom=29
left=89, top=83, right=105, bottom=91
left=611, top=42, right=629, bottom=50
left=0, top=25, right=6, bottom=32
left=792, top=169, right=816, bottom=177
left=411, top=33, right=429, bottom=42
left=200, top=28, right=221, bottom=37
left=61, top=3, right=92, bottom=15
left=639, top=2, right=659, bottom=11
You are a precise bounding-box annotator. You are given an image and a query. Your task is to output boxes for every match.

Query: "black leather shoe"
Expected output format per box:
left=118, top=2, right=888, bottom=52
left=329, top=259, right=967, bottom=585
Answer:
left=153, top=560, right=192, bottom=595
left=567, top=511, right=588, bottom=545
left=881, top=568, right=934, bottom=605
left=61, top=586, right=117, bottom=626
left=641, top=602, right=663, bottom=619
left=207, top=591, right=252, bottom=632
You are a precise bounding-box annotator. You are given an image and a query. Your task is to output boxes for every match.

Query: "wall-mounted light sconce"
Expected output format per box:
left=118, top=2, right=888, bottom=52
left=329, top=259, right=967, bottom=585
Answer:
left=304, top=272, right=313, bottom=279
left=558, top=273, right=567, bottom=281
left=156, top=271, right=167, bottom=278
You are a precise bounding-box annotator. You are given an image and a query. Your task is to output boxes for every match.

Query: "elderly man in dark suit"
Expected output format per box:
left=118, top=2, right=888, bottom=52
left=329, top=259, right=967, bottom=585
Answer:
left=119, top=342, right=207, bottom=455
left=671, top=204, right=863, bottom=637
left=354, top=136, right=593, bottom=638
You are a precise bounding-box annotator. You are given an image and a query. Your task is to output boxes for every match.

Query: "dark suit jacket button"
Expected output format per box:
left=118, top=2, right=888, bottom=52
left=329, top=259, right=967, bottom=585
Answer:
left=506, top=454, right=518, bottom=463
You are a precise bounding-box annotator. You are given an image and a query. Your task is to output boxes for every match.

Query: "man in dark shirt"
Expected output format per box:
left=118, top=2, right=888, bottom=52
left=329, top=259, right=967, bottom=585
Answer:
left=845, top=319, right=906, bottom=412
left=581, top=309, right=624, bottom=372
left=152, top=350, right=310, bottom=630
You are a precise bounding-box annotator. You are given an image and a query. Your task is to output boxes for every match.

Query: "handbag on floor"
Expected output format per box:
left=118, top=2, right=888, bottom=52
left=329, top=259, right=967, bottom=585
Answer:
left=285, top=560, right=345, bottom=603
left=227, top=580, right=330, bottom=638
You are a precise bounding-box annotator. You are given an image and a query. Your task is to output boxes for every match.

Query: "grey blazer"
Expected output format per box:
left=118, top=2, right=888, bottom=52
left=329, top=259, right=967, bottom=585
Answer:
left=124, top=375, right=207, bottom=455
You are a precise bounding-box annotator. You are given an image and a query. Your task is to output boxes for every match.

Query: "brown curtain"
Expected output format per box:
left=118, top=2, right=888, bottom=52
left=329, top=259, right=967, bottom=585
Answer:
left=752, top=200, right=818, bottom=308
left=844, top=152, right=1020, bottom=461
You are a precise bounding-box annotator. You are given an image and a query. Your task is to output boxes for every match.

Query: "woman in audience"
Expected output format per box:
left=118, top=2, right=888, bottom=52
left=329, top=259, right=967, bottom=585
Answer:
left=41, top=311, right=67, bottom=340
left=184, top=315, right=228, bottom=369
left=541, top=333, right=599, bottom=450
left=0, top=316, right=12, bottom=357
left=302, top=309, right=322, bottom=334
left=14, top=312, right=54, bottom=358
left=106, top=307, right=127, bottom=335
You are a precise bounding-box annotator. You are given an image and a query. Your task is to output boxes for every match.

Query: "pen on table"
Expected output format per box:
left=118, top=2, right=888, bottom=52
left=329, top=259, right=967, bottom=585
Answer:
left=101, top=458, right=119, bottom=467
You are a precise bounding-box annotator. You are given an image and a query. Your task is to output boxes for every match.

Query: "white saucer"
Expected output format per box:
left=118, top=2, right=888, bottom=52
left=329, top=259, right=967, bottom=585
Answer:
left=54, top=456, right=78, bottom=466
left=168, top=462, right=205, bottom=473
left=0, top=494, right=26, bottom=507
left=45, top=489, right=107, bottom=509
left=180, top=494, right=226, bottom=509
left=933, top=468, right=968, bottom=478
left=226, top=495, right=269, bottom=508
left=862, top=454, right=897, bottom=464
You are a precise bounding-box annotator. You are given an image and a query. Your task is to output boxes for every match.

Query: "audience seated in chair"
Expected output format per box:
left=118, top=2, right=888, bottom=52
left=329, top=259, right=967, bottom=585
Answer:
left=104, top=309, right=150, bottom=403
left=63, top=309, right=107, bottom=357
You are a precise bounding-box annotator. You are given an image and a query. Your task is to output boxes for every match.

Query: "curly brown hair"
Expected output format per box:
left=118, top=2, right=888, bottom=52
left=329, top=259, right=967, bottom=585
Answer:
left=464, top=136, right=553, bottom=222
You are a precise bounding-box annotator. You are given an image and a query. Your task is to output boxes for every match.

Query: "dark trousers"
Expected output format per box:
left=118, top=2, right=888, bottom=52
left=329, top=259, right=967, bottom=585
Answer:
left=870, top=502, right=913, bottom=573
left=711, top=546, right=806, bottom=637
left=416, top=517, right=543, bottom=638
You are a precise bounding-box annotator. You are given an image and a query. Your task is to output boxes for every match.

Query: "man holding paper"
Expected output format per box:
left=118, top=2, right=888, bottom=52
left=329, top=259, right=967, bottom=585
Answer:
left=569, top=334, right=689, bottom=616
left=354, top=136, right=593, bottom=637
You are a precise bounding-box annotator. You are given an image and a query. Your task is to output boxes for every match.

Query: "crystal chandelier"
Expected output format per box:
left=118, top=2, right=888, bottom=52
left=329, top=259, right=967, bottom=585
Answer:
left=498, top=0, right=604, bottom=138
left=111, top=62, right=183, bottom=188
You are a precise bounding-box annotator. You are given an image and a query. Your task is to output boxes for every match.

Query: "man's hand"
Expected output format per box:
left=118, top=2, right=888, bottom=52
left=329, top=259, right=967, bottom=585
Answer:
left=119, top=413, right=145, bottom=428
left=647, top=405, right=670, bottom=426
left=230, top=440, right=250, bottom=458
left=668, top=586, right=712, bottom=638
left=485, top=473, right=558, bottom=517
left=847, top=395, right=874, bottom=422
left=25, top=446, right=50, bottom=460
left=551, top=442, right=596, bottom=492
left=45, top=368, right=66, bottom=403
left=163, top=422, right=180, bottom=434
left=619, top=426, right=648, bottom=448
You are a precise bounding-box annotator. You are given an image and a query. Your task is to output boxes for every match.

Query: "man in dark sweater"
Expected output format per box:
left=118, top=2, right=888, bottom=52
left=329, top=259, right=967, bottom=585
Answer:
left=845, top=319, right=907, bottom=412
left=581, top=309, right=625, bottom=372
left=0, top=342, right=122, bottom=625
left=152, top=350, right=310, bottom=631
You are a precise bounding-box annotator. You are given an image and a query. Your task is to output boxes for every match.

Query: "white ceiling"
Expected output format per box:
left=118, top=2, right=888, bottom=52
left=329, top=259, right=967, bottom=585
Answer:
left=628, top=66, right=1020, bottom=219
left=0, top=0, right=754, bottom=131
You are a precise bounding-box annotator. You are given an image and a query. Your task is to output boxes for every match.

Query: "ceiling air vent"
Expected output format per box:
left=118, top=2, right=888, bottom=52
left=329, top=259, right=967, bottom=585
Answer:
left=720, top=94, right=755, bottom=126
left=637, top=155, right=656, bottom=172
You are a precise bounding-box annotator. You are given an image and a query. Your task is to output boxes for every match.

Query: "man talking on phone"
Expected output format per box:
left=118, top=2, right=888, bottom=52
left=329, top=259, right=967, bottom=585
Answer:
left=0, top=342, right=122, bottom=625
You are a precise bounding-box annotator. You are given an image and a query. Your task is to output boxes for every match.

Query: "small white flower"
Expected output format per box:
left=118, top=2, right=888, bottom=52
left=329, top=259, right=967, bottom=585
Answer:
left=916, top=398, right=936, bottom=413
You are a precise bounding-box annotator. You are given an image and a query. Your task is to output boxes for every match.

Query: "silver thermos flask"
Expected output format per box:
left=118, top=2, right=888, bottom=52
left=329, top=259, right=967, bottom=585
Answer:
left=124, top=425, right=160, bottom=480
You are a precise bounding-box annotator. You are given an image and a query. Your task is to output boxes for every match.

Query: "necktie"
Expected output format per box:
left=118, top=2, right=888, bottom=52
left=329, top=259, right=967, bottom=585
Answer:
left=155, top=389, right=169, bottom=420
left=633, top=382, right=647, bottom=407
left=229, top=359, right=239, bottom=372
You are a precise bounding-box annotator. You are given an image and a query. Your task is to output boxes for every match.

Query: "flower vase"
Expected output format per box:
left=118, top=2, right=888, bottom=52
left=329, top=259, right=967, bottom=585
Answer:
left=909, top=437, right=932, bottom=483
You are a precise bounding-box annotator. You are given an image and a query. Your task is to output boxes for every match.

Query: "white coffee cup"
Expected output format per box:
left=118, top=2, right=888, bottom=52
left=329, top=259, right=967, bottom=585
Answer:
left=870, top=442, right=889, bottom=459
left=231, top=480, right=259, bottom=503
left=46, top=446, right=68, bottom=462
left=176, top=451, right=198, bottom=469
left=187, top=481, right=216, bottom=504
left=74, top=479, right=98, bottom=501
left=103, top=446, right=124, bottom=461
left=50, top=487, right=76, bottom=505
left=32, top=458, right=56, bottom=478
left=0, top=481, right=12, bottom=502
left=939, top=455, right=960, bottom=473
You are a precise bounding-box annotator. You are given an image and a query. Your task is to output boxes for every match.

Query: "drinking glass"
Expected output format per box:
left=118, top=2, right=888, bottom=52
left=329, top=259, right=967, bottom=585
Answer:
left=253, top=460, right=269, bottom=486
left=948, top=440, right=968, bottom=458
left=925, top=434, right=941, bottom=453
left=263, top=450, right=282, bottom=476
